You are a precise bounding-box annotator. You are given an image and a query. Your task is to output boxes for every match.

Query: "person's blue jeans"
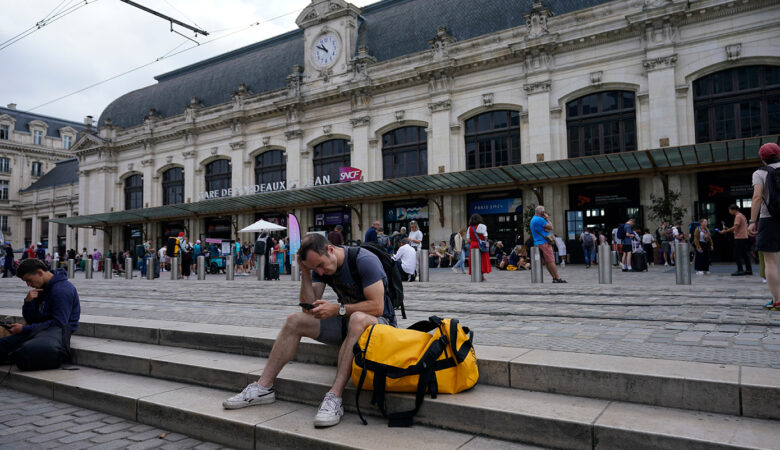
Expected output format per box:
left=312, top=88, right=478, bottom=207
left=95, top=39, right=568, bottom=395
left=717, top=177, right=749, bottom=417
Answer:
left=453, top=248, right=467, bottom=272
left=583, top=245, right=595, bottom=266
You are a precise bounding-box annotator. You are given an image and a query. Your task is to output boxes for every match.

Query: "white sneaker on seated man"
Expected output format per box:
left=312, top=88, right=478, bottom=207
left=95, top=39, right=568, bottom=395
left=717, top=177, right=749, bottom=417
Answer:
left=223, top=233, right=396, bottom=427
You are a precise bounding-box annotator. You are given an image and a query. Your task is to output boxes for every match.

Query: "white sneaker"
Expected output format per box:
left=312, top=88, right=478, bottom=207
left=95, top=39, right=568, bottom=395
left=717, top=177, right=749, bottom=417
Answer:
left=313, top=392, right=343, bottom=428
left=222, top=382, right=275, bottom=409
left=451, top=267, right=457, bottom=273
left=696, top=271, right=704, bottom=275
left=664, top=262, right=669, bottom=267
left=763, top=278, right=768, bottom=283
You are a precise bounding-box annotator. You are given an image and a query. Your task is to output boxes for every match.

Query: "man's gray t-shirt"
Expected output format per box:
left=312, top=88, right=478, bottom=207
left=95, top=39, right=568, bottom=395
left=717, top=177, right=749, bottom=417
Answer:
left=312, top=248, right=396, bottom=326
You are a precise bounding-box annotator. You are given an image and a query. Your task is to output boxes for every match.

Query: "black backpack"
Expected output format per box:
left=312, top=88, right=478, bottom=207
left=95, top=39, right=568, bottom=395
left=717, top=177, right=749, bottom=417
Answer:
left=449, top=232, right=457, bottom=249
left=616, top=225, right=626, bottom=240
left=761, top=165, right=780, bottom=218
left=346, top=242, right=406, bottom=319
left=254, top=238, right=266, bottom=255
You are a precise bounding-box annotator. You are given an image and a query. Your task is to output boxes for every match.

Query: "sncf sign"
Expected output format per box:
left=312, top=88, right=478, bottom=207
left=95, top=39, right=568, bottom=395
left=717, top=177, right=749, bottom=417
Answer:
left=339, top=166, right=362, bottom=183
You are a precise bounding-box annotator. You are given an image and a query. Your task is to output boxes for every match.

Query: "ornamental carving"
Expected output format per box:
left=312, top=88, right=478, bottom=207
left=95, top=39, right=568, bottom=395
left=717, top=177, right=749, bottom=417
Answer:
left=590, top=71, right=603, bottom=86
left=286, top=65, right=303, bottom=98
left=127, top=163, right=134, bottom=171
left=322, top=125, right=332, bottom=135
left=140, top=159, right=154, bottom=167
left=165, top=155, right=173, bottom=164
left=524, top=1, right=553, bottom=39
left=285, top=129, right=303, bottom=140
left=182, top=150, right=197, bottom=159
left=427, top=70, right=454, bottom=94
left=351, top=46, right=376, bottom=78
left=482, top=93, right=494, bottom=108
left=395, top=110, right=405, bottom=122
left=642, top=54, right=677, bottom=72
left=429, top=26, right=456, bottom=60
left=428, top=100, right=451, bottom=112
left=262, top=137, right=271, bottom=146
left=229, top=141, right=245, bottom=150
left=523, top=80, right=551, bottom=94
left=350, top=116, right=370, bottom=128
left=725, top=44, right=742, bottom=61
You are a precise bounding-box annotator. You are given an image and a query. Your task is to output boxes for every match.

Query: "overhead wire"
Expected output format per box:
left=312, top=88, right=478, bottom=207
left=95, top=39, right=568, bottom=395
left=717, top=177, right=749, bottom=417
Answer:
left=28, top=7, right=302, bottom=112
left=0, top=0, right=99, bottom=52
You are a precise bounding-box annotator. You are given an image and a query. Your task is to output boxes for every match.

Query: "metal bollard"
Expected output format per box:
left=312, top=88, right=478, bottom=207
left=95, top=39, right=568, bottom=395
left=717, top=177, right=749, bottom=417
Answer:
left=675, top=242, right=691, bottom=285
left=598, top=244, right=612, bottom=284
left=530, top=246, right=544, bottom=283
left=197, top=255, right=206, bottom=280
left=290, top=262, right=300, bottom=281
left=257, top=255, right=266, bottom=281
left=470, top=248, right=481, bottom=282
left=226, top=254, right=234, bottom=280
left=67, top=259, right=75, bottom=279
left=147, top=256, right=156, bottom=280
left=170, top=257, right=179, bottom=280
left=125, top=257, right=133, bottom=279
left=85, top=258, right=93, bottom=279
left=418, top=249, right=429, bottom=282
left=103, top=257, right=112, bottom=279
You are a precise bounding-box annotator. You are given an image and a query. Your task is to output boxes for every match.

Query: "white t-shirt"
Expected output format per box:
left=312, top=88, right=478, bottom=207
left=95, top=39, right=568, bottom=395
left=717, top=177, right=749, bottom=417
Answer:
left=392, top=244, right=417, bottom=274
left=641, top=233, right=655, bottom=244
left=752, top=162, right=780, bottom=218
left=408, top=229, right=423, bottom=249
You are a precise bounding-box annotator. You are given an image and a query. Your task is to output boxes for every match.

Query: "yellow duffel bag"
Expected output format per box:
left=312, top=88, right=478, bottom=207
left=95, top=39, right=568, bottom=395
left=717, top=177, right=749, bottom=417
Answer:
left=352, top=316, right=478, bottom=427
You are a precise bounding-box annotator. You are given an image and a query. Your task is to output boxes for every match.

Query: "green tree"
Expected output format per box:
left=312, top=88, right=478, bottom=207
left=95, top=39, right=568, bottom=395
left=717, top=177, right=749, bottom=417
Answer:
left=523, top=204, right=537, bottom=240
left=648, top=190, right=687, bottom=227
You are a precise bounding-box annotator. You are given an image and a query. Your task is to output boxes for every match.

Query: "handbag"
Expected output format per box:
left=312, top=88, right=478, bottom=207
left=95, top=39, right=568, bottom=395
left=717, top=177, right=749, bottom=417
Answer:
left=472, top=226, right=489, bottom=253
left=352, top=316, right=478, bottom=427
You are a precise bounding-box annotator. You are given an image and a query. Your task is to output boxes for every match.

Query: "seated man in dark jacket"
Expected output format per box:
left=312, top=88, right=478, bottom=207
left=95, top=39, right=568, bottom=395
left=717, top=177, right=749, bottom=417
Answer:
left=0, top=258, right=80, bottom=370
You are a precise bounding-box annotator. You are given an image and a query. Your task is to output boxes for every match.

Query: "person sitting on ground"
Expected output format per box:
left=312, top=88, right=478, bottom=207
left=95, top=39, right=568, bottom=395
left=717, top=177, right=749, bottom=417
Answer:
left=392, top=237, right=417, bottom=281
left=0, top=258, right=80, bottom=371
left=438, top=241, right=454, bottom=267
left=509, top=245, right=531, bottom=270
left=494, top=241, right=506, bottom=268
left=428, top=243, right=442, bottom=268
left=222, top=233, right=396, bottom=428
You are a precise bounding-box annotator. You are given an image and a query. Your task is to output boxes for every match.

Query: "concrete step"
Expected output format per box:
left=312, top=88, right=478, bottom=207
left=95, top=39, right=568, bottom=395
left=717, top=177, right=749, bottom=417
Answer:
left=65, top=314, right=780, bottom=421
left=63, top=336, right=780, bottom=449
left=1, top=365, right=534, bottom=450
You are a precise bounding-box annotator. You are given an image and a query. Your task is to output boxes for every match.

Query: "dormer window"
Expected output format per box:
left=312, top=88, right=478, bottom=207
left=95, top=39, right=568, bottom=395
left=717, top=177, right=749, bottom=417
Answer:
left=31, top=161, right=43, bottom=177
left=33, top=130, right=42, bottom=145
left=0, top=125, right=8, bottom=140
left=64, top=135, right=72, bottom=149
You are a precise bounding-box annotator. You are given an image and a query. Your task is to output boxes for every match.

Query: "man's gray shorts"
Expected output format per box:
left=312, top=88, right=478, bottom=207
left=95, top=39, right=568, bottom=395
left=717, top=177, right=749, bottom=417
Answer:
left=316, top=315, right=391, bottom=346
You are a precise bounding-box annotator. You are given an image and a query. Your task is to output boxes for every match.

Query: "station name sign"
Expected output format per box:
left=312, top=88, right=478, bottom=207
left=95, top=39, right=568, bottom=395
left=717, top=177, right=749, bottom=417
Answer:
left=197, top=167, right=363, bottom=201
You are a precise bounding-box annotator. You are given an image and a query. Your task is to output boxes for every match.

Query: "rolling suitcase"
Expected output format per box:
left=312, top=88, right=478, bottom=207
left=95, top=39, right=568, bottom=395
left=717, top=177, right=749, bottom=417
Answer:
left=611, top=250, right=619, bottom=266
left=632, top=252, right=648, bottom=272
left=268, top=262, right=280, bottom=280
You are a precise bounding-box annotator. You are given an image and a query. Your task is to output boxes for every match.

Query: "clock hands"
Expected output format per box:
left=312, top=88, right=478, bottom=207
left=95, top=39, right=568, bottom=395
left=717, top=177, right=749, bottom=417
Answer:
left=316, top=44, right=328, bottom=54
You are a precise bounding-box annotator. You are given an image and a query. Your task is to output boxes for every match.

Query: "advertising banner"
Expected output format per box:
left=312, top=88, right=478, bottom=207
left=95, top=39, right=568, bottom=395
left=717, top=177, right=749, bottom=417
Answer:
left=288, top=213, right=301, bottom=259
left=339, top=166, right=362, bottom=183
left=468, top=198, right=523, bottom=216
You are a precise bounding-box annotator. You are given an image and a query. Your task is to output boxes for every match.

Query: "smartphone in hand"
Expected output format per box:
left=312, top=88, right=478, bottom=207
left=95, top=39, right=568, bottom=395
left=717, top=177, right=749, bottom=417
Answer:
left=0, top=322, right=12, bottom=330
left=299, top=302, right=316, bottom=310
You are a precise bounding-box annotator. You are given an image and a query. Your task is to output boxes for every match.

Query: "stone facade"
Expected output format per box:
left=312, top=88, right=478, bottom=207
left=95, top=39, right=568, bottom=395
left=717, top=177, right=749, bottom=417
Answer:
left=0, top=105, right=84, bottom=251
left=73, top=0, right=780, bottom=253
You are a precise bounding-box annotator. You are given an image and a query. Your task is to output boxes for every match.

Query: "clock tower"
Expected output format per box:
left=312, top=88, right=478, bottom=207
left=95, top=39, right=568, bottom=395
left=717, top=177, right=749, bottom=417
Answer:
left=296, top=0, right=362, bottom=83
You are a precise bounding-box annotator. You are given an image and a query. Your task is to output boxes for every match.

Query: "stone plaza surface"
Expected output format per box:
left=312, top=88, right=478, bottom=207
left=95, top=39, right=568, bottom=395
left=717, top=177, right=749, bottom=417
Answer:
left=0, top=386, right=230, bottom=450
left=1, top=262, right=778, bottom=369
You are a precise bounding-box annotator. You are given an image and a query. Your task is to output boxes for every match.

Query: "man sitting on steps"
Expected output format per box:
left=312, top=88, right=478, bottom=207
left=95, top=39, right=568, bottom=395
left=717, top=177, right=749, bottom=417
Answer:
left=222, top=233, right=396, bottom=427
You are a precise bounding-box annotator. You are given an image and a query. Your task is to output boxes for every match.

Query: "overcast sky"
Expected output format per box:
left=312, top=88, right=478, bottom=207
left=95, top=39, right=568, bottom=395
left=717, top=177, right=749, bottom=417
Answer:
left=0, top=0, right=374, bottom=123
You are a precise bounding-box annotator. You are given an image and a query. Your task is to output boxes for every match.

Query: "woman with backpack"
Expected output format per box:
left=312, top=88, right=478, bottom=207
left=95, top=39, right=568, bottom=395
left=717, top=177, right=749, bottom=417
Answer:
left=580, top=228, right=596, bottom=268
left=468, top=214, right=491, bottom=282
left=694, top=219, right=714, bottom=275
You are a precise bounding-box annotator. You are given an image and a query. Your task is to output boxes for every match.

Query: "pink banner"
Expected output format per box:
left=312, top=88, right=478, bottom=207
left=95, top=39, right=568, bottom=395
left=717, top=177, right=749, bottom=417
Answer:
left=339, top=166, right=362, bottom=183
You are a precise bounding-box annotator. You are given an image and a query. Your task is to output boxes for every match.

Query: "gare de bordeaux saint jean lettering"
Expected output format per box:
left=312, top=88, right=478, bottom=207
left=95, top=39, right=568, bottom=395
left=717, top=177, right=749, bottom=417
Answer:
left=197, top=167, right=363, bottom=201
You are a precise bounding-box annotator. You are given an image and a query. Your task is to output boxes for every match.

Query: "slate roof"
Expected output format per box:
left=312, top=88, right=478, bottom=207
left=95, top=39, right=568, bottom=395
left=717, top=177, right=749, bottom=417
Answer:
left=0, top=106, right=85, bottom=138
left=99, top=0, right=615, bottom=129
left=21, top=158, right=79, bottom=192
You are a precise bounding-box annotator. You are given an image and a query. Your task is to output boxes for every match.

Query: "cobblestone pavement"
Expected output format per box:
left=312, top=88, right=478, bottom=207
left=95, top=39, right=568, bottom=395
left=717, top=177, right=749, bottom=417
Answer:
left=0, top=386, right=231, bottom=450
left=1, top=262, right=779, bottom=368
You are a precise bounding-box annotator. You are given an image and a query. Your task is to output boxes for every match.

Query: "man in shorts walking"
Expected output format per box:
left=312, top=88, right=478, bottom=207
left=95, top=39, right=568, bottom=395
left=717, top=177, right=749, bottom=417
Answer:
left=530, top=206, right=566, bottom=283
left=222, top=233, right=396, bottom=427
left=748, top=143, right=780, bottom=310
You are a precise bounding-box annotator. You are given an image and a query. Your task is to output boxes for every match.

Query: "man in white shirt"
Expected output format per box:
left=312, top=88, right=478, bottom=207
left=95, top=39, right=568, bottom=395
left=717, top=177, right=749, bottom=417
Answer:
left=392, top=238, right=417, bottom=282
left=158, top=246, right=167, bottom=272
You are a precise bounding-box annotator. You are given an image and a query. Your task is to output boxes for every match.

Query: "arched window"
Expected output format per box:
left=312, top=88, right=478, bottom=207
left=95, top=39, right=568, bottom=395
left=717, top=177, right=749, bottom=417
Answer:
left=464, top=110, right=521, bottom=170
left=205, top=159, right=231, bottom=195
left=124, top=174, right=143, bottom=210
left=313, top=139, right=349, bottom=182
left=162, top=167, right=184, bottom=205
left=382, top=126, right=427, bottom=179
left=566, top=91, right=636, bottom=158
left=255, top=150, right=286, bottom=185
left=693, top=65, right=780, bottom=142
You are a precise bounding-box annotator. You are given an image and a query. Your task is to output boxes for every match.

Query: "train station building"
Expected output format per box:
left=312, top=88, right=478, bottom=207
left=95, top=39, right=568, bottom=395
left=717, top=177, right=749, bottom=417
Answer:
left=57, top=0, right=780, bottom=263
